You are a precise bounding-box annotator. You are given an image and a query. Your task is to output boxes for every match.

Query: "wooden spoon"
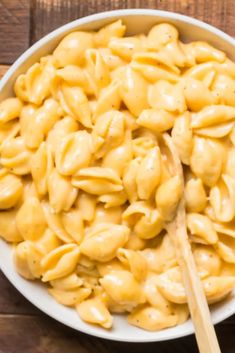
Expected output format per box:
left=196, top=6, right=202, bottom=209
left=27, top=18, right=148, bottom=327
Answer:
left=162, top=133, right=221, bottom=353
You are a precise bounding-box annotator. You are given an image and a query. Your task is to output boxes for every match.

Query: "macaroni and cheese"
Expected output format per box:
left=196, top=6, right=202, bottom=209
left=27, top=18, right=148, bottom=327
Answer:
left=1, top=20, right=235, bottom=331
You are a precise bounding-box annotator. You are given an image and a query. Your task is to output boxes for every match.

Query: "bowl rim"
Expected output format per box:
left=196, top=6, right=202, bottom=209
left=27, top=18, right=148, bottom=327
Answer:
left=1, top=8, right=235, bottom=343
left=1, top=8, right=235, bottom=90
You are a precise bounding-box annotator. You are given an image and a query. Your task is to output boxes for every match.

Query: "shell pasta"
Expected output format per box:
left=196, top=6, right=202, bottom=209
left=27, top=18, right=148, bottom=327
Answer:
left=2, top=20, right=235, bottom=332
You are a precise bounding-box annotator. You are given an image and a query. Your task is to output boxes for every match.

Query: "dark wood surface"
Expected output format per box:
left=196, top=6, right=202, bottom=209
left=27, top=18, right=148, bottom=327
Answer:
left=1, top=1, right=235, bottom=352
left=0, top=0, right=29, bottom=63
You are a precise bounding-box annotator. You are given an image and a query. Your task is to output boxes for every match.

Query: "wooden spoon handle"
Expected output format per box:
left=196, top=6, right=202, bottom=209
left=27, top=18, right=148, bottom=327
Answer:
left=163, top=133, right=221, bottom=353
left=167, top=202, right=221, bottom=353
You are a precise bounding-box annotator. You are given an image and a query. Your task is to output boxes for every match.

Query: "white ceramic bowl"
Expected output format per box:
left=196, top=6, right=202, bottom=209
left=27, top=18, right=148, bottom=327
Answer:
left=1, top=9, right=235, bottom=343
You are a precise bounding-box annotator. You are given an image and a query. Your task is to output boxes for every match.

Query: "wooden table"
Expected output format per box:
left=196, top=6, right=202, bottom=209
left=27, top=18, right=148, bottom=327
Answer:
left=1, top=1, right=235, bottom=352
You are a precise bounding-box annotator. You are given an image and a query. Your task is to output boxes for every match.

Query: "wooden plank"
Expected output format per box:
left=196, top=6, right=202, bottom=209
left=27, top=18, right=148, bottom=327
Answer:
left=0, top=64, right=10, bottom=78
left=30, top=0, right=235, bottom=44
left=0, top=315, right=197, bottom=353
left=0, top=315, right=110, bottom=353
left=0, top=0, right=30, bottom=64
left=0, top=271, right=40, bottom=315
left=1, top=314, right=235, bottom=353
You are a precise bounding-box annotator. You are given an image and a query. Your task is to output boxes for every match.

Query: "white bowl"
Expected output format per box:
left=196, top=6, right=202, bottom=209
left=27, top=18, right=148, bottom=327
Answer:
left=1, top=9, right=235, bottom=343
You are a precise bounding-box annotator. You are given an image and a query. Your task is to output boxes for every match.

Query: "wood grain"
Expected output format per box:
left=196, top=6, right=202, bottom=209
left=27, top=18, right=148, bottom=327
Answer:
left=0, top=272, right=40, bottom=315
left=0, top=0, right=30, bottom=63
left=1, top=314, right=235, bottom=353
left=29, top=0, right=235, bottom=44
left=0, top=64, right=10, bottom=78
left=0, top=315, right=198, bottom=353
